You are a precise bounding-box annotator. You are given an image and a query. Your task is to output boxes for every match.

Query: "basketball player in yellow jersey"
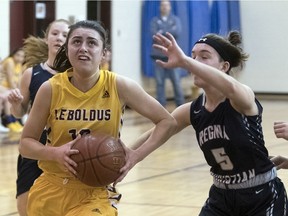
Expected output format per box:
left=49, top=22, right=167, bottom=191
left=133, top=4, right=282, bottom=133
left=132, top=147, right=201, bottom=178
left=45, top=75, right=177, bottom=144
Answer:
left=19, top=20, right=177, bottom=216
left=0, top=47, right=25, bottom=89
left=40, top=69, right=123, bottom=180
left=0, top=48, right=25, bottom=132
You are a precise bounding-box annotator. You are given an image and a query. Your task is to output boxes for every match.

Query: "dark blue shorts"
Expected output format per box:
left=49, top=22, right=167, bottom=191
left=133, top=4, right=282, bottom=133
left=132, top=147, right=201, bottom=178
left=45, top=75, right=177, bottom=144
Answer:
left=199, top=177, right=287, bottom=216
left=16, top=130, right=47, bottom=197
left=16, top=155, right=42, bottom=197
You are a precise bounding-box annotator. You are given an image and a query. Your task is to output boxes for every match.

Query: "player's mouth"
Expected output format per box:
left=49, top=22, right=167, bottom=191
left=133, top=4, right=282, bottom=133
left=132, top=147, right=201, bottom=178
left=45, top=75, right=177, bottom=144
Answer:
left=78, top=55, right=90, bottom=61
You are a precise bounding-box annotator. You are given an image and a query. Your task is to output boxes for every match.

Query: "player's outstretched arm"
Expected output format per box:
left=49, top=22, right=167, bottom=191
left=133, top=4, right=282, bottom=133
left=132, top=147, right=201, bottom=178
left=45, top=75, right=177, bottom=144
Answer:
left=274, top=121, right=288, bottom=140
left=270, top=155, right=288, bottom=169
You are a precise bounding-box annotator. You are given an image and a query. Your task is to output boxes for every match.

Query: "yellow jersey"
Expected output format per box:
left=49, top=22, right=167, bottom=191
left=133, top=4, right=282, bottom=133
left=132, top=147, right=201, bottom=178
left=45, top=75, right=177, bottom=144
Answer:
left=39, top=69, right=124, bottom=181
left=0, top=57, right=23, bottom=88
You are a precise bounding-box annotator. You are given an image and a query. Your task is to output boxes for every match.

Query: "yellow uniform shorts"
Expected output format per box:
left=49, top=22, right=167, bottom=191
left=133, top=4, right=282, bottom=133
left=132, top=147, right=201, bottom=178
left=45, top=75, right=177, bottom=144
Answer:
left=27, top=173, right=118, bottom=216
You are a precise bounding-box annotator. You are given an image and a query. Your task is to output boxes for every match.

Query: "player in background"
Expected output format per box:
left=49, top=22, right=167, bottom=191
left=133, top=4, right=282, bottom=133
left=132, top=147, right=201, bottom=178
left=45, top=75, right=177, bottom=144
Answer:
left=18, top=20, right=176, bottom=216
left=0, top=62, right=11, bottom=132
left=269, top=121, right=288, bottom=170
left=1, top=47, right=25, bottom=89
left=0, top=48, right=26, bottom=132
left=117, top=31, right=288, bottom=215
left=8, top=19, right=70, bottom=216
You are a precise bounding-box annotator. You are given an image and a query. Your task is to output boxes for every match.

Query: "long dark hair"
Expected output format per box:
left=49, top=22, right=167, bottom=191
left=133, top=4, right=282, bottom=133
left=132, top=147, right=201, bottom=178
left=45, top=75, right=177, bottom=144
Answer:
left=53, top=20, right=109, bottom=72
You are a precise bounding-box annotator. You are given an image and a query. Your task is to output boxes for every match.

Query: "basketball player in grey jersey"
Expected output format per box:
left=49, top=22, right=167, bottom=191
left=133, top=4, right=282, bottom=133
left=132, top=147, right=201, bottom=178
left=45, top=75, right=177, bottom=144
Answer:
left=117, top=31, right=288, bottom=215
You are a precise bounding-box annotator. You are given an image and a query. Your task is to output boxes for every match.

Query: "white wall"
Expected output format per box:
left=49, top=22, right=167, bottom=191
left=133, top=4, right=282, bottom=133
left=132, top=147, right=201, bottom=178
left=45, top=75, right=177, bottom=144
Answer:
left=56, top=0, right=86, bottom=24
left=239, top=1, right=288, bottom=93
left=111, top=0, right=142, bottom=85
left=0, top=0, right=10, bottom=60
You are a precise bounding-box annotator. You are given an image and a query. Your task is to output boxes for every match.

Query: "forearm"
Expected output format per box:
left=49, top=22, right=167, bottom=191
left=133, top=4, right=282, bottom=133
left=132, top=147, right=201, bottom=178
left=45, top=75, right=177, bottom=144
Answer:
left=19, top=138, right=56, bottom=161
left=10, top=103, right=27, bottom=118
left=130, top=128, right=154, bottom=150
left=134, top=118, right=177, bottom=162
left=182, top=56, right=239, bottom=94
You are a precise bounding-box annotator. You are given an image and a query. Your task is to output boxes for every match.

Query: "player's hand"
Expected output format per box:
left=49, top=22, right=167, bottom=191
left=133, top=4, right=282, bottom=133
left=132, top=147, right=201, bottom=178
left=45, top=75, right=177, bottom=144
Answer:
left=274, top=121, right=288, bottom=140
left=113, top=140, right=140, bottom=186
left=7, top=88, right=24, bottom=105
left=152, top=32, right=187, bottom=69
left=54, top=134, right=81, bottom=175
left=270, top=155, right=288, bottom=169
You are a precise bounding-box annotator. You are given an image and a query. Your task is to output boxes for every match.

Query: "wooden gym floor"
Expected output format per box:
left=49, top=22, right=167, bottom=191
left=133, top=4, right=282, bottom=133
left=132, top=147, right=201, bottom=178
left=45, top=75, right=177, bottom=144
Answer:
left=1, top=97, right=288, bottom=216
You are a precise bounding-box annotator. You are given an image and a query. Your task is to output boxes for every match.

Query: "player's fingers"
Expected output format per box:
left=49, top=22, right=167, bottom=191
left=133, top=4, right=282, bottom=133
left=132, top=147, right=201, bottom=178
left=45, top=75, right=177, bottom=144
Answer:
left=274, top=121, right=285, bottom=126
left=155, top=59, right=167, bottom=68
left=165, top=32, right=177, bottom=45
left=153, top=33, right=165, bottom=44
left=117, top=139, right=126, bottom=148
left=274, top=124, right=284, bottom=130
left=69, top=149, right=79, bottom=155
left=113, top=171, right=128, bottom=186
left=275, top=132, right=284, bottom=138
left=65, top=154, right=78, bottom=167
left=67, top=165, right=77, bottom=175
left=69, top=134, right=81, bottom=148
left=276, top=163, right=287, bottom=170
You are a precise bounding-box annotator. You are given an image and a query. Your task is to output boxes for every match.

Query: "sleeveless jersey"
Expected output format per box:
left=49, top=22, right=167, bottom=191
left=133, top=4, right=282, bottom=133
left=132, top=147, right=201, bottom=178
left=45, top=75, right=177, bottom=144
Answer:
left=0, top=57, right=23, bottom=88
left=29, top=64, right=54, bottom=106
left=38, top=69, right=124, bottom=179
left=190, top=94, right=274, bottom=185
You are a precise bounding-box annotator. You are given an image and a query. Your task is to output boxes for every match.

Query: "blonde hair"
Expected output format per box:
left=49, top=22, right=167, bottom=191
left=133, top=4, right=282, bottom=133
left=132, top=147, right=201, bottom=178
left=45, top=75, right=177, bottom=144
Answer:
left=23, top=19, right=70, bottom=68
left=23, top=35, right=48, bottom=68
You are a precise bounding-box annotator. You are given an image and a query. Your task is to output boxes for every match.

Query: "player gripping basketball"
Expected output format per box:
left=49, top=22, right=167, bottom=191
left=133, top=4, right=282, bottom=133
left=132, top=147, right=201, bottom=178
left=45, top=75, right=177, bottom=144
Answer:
left=19, top=20, right=177, bottom=216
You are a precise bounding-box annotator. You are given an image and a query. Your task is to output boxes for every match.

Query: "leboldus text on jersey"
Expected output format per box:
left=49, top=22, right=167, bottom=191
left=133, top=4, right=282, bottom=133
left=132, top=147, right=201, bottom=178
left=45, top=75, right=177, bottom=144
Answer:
left=54, top=108, right=111, bottom=121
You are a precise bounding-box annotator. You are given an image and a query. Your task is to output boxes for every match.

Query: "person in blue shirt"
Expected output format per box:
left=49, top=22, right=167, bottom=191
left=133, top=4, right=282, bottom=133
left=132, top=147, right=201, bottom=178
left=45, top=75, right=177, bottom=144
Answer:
left=150, top=0, right=185, bottom=108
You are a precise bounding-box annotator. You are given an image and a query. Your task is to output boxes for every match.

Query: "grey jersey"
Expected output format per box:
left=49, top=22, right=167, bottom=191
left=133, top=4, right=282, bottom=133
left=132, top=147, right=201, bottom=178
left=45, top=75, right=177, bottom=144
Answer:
left=190, top=94, right=274, bottom=184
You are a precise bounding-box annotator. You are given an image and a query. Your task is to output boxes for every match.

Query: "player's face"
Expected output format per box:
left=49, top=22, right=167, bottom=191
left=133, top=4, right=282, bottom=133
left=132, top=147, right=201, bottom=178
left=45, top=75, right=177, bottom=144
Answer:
left=67, top=27, right=104, bottom=76
left=191, top=43, right=225, bottom=88
left=13, top=49, right=25, bottom=64
left=160, top=0, right=171, bottom=16
left=46, top=22, right=69, bottom=56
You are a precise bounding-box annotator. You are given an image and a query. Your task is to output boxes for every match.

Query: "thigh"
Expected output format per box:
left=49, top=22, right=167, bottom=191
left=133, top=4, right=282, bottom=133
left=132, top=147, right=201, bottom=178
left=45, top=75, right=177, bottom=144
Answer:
left=66, top=189, right=118, bottom=216
left=199, top=185, right=232, bottom=216
left=17, top=155, right=42, bottom=197
left=17, top=191, right=28, bottom=216
left=239, top=178, right=288, bottom=216
left=27, top=176, right=62, bottom=216
left=66, top=202, right=117, bottom=216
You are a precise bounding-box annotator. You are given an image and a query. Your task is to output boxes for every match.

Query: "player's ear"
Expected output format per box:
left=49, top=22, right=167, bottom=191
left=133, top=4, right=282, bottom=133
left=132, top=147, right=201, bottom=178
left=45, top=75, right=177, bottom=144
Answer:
left=102, top=48, right=107, bottom=59
left=221, top=61, right=230, bottom=73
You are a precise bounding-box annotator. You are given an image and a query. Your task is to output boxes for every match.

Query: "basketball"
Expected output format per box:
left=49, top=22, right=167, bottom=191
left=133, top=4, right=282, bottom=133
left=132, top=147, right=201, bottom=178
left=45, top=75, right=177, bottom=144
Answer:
left=70, top=133, right=126, bottom=187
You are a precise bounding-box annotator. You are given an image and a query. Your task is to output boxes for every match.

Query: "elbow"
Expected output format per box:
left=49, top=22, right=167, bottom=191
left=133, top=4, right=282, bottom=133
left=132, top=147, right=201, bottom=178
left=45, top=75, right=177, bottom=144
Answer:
left=225, top=81, right=239, bottom=99
left=18, top=140, right=24, bottom=155
left=168, top=116, right=178, bottom=135
left=18, top=139, right=27, bottom=157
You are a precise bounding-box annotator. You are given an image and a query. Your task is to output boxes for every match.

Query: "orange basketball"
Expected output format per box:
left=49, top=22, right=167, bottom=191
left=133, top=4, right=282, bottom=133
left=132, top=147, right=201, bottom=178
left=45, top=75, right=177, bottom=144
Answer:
left=70, top=133, right=126, bottom=187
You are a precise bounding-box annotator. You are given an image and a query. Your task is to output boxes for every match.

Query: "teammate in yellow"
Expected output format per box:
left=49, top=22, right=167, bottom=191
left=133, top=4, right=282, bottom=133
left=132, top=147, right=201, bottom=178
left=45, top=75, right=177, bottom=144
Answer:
left=0, top=48, right=25, bottom=132
left=19, top=20, right=176, bottom=216
left=1, top=47, right=25, bottom=89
